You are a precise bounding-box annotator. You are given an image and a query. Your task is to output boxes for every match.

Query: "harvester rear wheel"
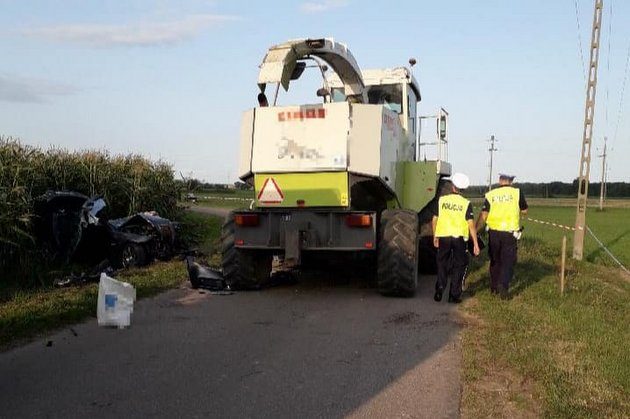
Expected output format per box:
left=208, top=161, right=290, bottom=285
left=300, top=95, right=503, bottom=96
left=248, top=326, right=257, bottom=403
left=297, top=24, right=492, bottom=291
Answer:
left=221, top=212, right=272, bottom=290
left=377, top=209, right=419, bottom=297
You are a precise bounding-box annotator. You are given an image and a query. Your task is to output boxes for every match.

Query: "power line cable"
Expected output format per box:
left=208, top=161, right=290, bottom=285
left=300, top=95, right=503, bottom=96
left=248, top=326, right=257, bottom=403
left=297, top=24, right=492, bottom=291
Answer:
left=573, top=0, right=587, bottom=82
left=612, top=38, right=630, bottom=146
left=604, top=0, right=613, bottom=136
left=587, top=227, right=630, bottom=276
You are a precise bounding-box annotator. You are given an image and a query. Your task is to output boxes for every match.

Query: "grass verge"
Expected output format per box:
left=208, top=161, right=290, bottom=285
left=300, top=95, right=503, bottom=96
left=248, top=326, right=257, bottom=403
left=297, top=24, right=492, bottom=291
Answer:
left=524, top=206, right=630, bottom=268
left=176, top=211, right=223, bottom=255
left=0, top=213, right=222, bottom=350
left=461, top=237, right=630, bottom=418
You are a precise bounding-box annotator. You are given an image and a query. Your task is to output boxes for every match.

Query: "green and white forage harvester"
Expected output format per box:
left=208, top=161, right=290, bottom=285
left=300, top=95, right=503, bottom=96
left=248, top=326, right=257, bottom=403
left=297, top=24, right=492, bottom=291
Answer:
left=223, top=38, right=452, bottom=296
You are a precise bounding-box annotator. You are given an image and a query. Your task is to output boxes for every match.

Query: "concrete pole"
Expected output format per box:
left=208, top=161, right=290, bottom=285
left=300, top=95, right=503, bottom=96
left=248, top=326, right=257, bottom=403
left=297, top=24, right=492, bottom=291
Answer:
left=573, top=0, right=604, bottom=260
left=488, top=135, right=498, bottom=191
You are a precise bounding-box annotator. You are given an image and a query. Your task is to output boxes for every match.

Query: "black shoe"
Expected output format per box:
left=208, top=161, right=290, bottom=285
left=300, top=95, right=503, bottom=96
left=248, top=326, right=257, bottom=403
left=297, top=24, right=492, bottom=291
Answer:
left=448, top=295, right=462, bottom=304
left=499, top=287, right=509, bottom=300
left=434, top=290, right=443, bottom=302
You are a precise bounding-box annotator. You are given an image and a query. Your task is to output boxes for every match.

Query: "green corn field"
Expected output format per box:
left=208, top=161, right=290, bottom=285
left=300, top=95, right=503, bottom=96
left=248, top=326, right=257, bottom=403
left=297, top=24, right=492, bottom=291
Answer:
left=0, top=136, right=181, bottom=285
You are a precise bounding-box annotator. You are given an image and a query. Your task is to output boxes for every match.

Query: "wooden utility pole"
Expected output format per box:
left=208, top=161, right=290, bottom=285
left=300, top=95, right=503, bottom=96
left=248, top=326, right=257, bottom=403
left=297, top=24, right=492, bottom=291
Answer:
left=573, top=0, right=604, bottom=260
left=598, top=136, right=607, bottom=210
left=487, top=135, right=498, bottom=191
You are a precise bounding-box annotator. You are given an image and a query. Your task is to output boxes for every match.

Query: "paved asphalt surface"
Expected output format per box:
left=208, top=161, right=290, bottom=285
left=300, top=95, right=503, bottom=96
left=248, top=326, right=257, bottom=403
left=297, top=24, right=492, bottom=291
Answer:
left=0, top=207, right=464, bottom=418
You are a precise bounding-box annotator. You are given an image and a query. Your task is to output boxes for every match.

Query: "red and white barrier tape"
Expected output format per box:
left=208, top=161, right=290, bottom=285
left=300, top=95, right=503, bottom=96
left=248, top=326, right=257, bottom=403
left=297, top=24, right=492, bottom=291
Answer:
left=523, top=217, right=628, bottom=276
left=526, top=217, right=576, bottom=231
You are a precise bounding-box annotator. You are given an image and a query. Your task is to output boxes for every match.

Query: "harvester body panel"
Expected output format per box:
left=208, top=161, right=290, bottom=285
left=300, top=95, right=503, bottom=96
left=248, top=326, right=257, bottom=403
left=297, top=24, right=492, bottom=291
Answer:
left=240, top=102, right=408, bottom=206
left=251, top=103, right=350, bottom=174
left=232, top=210, right=376, bottom=251
left=254, top=172, right=349, bottom=208
left=396, top=161, right=450, bottom=211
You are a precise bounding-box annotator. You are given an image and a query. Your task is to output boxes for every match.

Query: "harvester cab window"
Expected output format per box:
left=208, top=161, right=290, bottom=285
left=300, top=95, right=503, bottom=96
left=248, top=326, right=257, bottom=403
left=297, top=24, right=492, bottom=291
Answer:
left=408, top=88, right=417, bottom=135
left=331, top=88, right=346, bottom=102
left=367, top=84, right=402, bottom=114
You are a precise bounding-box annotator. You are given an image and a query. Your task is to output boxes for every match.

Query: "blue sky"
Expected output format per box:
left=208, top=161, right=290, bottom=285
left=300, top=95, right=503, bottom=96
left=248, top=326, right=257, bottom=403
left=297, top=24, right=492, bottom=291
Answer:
left=1, top=0, right=629, bottom=184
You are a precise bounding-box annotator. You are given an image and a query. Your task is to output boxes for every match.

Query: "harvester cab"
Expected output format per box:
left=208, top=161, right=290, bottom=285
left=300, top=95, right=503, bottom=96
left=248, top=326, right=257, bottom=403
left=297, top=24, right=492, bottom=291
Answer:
left=225, top=38, right=452, bottom=296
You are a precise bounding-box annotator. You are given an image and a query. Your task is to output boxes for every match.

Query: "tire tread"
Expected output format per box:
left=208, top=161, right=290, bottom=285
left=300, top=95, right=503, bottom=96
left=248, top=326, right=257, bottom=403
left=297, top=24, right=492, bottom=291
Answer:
left=221, top=212, right=272, bottom=289
left=377, top=209, right=419, bottom=297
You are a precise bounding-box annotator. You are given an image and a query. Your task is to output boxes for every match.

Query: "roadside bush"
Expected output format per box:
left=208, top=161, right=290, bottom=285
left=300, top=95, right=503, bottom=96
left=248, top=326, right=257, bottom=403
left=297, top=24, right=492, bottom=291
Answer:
left=0, top=136, right=182, bottom=286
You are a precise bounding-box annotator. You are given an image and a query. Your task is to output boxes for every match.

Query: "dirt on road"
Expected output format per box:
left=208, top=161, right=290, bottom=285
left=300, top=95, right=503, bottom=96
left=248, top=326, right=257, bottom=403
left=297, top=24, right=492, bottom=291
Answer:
left=0, top=270, right=463, bottom=418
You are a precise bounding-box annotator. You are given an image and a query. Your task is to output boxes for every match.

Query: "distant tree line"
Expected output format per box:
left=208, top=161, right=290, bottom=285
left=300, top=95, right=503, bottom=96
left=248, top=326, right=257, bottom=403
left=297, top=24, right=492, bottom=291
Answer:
left=181, top=177, right=629, bottom=198
left=467, top=180, right=630, bottom=198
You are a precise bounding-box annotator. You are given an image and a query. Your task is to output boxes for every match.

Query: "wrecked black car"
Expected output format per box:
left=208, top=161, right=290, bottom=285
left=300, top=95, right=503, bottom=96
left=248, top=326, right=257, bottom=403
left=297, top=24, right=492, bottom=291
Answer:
left=35, top=191, right=178, bottom=269
left=109, top=212, right=178, bottom=262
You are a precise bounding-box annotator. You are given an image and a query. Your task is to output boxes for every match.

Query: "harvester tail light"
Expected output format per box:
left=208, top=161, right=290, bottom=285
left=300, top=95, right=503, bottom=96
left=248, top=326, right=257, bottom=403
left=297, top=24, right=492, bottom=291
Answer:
left=235, top=214, right=260, bottom=227
left=345, top=214, right=372, bottom=228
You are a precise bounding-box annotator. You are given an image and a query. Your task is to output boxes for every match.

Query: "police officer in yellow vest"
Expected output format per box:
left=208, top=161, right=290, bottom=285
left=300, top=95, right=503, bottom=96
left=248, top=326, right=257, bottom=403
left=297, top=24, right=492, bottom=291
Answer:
left=476, top=173, right=528, bottom=299
left=432, top=173, right=480, bottom=304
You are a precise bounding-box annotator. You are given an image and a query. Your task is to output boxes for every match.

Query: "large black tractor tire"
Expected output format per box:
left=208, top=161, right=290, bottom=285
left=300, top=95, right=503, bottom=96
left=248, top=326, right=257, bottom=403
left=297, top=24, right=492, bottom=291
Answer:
left=221, top=212, right=272, bottom=290
left=377, top=209, right=419, bottom=297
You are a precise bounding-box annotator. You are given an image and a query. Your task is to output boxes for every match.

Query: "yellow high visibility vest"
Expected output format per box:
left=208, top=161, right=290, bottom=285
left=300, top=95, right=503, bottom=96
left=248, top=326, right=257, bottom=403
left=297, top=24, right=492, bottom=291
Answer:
left=435, top=194, right=470, bottom=239
left=485, top=187, right=520, bottom=232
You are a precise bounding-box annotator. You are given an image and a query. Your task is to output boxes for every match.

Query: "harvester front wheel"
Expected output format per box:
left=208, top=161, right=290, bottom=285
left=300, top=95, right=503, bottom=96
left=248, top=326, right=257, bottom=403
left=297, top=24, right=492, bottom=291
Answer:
left=221, top=212, right=272, bottom=290
left=377, top=209, right=419, bottom=297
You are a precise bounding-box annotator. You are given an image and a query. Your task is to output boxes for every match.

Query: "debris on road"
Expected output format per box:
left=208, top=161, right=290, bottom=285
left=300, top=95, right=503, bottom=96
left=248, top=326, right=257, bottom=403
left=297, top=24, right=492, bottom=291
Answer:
left=97, top=273, right=136, bottom=328
left=53, top=260, right=117, bottom=288
left=185, top=256, right=231, bottom=292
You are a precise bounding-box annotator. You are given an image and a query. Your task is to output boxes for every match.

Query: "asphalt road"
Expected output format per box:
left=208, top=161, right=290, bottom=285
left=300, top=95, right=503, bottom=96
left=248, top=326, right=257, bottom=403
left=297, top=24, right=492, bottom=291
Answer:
left=0, top=269, right=463, bottom=419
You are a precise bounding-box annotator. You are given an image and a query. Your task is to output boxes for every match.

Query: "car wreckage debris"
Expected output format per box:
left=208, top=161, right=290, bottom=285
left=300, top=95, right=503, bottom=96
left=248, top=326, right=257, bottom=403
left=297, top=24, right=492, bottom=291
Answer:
left=54, top=260, right=116, bottom=288
left=36, top=190, right=180, bottom=282
left=185, top=256, right=232, bottom=293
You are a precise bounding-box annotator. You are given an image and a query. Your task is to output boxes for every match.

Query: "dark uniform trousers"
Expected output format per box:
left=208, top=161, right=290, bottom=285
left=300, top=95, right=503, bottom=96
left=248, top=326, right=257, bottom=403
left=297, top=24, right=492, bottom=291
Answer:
left=488, top=230, right=517, bottom=292
left=436, top=237, right=468, bottom=298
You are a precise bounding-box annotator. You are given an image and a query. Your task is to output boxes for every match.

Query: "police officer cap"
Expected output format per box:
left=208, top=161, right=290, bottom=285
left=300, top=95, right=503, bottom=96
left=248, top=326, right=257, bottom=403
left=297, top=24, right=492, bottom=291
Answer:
left=499, top=173, right=516, bottom=181
left=451, top=172, right=470, bottom=190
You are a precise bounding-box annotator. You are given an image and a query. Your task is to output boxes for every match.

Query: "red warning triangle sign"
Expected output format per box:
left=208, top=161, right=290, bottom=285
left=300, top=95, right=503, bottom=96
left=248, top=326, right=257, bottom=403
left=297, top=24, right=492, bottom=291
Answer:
left=257, top=177, right=284, bottom=204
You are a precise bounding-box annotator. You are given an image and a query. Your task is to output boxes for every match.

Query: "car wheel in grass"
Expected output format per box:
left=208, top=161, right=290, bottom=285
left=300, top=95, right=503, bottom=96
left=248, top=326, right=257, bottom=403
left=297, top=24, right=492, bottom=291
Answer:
left=120, top=243, right=148, bottom=268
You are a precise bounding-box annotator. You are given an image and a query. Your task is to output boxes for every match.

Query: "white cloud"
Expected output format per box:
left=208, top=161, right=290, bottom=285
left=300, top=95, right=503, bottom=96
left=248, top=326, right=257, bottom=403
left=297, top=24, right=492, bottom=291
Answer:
left=0, top=75, right=79, bottom=103
left=19, top=14, right=240, bottom=47
left=300, top=0, right=348, bottom=13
